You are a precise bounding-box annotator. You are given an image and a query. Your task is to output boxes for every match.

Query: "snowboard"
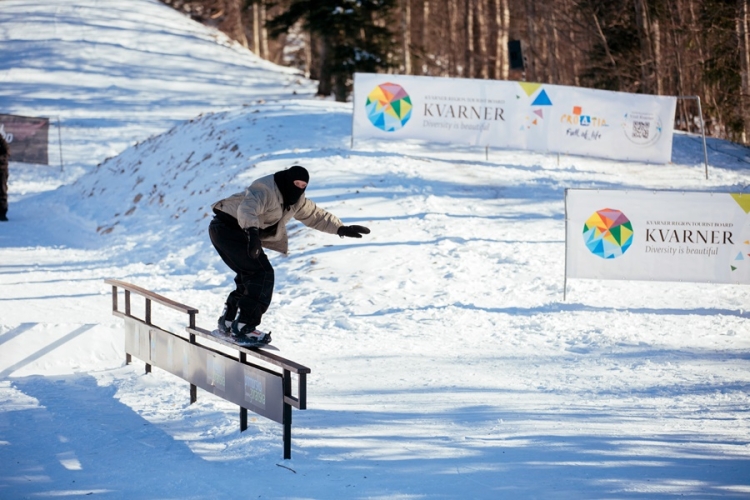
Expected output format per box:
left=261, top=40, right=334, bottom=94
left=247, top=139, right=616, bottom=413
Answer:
left=209, top=328, right=279, bottom=351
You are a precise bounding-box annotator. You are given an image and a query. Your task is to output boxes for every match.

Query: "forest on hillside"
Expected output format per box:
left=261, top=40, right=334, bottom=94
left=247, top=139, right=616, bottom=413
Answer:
left=160, top=0, right=750, bottom=146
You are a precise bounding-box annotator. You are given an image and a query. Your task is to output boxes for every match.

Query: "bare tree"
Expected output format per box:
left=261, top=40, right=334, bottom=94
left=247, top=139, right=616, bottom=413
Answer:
left=739, top=0, right=750, bottom=143
left=493, top=0, right=509, bottom=80
left=219, top=0, right=248, bottom=48
left=448, top=0, right=459, bottom=74
left=465, top=0, right=475, bottom=77
left=546, top=0, right=560, bottom=83
left=421, top=0, right=430, bottom=74
left=652, top=15, right=662, bottom=94
left=475, top=0, right=490, bottom=80
left=252, top=2, right=261, bottom=55
left=260, top=1, right=269, bottom=59
left=403, top=0, right=412, bottom=74
left=634, top=0, right=662, bottom=94
left=525, top=1, right=537, bottom=81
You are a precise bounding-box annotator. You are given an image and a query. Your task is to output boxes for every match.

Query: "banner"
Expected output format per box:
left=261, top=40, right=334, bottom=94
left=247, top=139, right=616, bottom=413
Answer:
left=353, top=73, right=677, bottom=164
left=0, top=114, right=50, bottom=164
left=565, top=189, right=750, bottom=285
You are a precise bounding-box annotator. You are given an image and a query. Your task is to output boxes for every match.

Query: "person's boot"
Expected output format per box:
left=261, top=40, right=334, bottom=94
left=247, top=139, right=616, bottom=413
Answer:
left=217, top=306, right=235, bottom=334
left=230, top=320, right=271, bottom=345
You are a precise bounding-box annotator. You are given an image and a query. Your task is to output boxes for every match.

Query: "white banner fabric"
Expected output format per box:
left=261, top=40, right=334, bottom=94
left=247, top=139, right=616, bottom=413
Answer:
left=565, top=189, right=750, bottom=284
left=353, top=73, right=677, bottom=164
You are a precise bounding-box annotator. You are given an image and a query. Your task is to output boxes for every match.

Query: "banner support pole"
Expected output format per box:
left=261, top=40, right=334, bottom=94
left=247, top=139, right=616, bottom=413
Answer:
left=57, top=116, right=64, bottom=172
left=563, top=188, right=569, bottom=301
left=695, top=96, right=709, bottom=180
left=677, top=96, right=709, bottom=180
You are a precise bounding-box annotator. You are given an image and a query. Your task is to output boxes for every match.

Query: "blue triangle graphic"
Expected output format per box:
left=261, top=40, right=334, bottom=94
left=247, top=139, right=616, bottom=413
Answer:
left=593, top=240, right=605, bottom=256
left=531, top=89, right=552, bottom=106
left=736, top=252, right=744, bottom=261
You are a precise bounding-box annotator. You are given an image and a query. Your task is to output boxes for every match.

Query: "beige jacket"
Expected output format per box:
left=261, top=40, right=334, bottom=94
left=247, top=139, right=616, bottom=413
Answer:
left=211, top=174, right=342, bottom=254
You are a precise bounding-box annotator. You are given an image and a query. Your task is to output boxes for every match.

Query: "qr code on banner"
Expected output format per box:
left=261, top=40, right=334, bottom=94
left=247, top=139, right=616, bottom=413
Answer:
left=632, top=120, right=650, bottom=139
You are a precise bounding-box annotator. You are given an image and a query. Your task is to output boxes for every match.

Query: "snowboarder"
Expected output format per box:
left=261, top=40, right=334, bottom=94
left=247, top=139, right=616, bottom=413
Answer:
left=209, top=165, right=370, bottom=345
left=0, top=134, right=8, bottom=222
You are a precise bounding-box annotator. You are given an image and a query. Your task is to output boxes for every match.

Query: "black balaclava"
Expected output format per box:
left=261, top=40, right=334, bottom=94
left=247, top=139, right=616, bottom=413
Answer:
left=273, top=165, right=309, bottom=210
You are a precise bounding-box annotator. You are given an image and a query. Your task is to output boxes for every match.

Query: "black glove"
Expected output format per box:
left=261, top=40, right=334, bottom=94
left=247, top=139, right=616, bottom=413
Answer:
left=245, top=227, right=262, bottom=259
left=337, top=225, right=371, bottom=239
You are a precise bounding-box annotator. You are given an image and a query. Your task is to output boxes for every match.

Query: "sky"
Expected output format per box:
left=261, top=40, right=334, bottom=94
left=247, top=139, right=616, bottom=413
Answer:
left=1, top=1, right=749, bottom=498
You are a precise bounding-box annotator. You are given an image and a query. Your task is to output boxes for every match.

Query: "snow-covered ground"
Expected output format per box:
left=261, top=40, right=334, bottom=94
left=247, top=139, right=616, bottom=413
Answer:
left=1, top=1, right=750, bottom=498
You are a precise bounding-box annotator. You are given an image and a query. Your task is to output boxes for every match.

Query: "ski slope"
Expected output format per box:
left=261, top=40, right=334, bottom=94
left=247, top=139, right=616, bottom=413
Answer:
left=1, top=1, right=749, bottom=498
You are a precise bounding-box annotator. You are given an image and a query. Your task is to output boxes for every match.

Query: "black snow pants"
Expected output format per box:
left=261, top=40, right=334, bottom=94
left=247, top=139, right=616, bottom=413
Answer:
left=208, top=213, right=274, bottom=328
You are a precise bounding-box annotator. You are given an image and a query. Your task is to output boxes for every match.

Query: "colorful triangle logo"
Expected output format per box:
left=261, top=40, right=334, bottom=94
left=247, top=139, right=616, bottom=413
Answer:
left=730, top=193, right=750, bottom=213
left=519, top=82, right=542, bottom=97
left=531, top=89, right=552, bottom=106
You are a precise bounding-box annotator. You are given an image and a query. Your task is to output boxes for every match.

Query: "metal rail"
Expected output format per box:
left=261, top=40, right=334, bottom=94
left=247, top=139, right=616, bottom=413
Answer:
left=105, top=279, right=309, bottom=459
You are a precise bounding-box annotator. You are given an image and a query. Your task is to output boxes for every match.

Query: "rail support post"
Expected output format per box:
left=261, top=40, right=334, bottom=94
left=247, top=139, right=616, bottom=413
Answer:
left=283, top=369, right=292, bottom=460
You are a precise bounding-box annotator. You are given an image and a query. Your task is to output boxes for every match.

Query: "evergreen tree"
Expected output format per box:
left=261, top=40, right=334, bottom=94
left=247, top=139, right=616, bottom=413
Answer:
left=576, top=0, right=642, bottom=93
left=268, top=0, right=397, bottom=101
